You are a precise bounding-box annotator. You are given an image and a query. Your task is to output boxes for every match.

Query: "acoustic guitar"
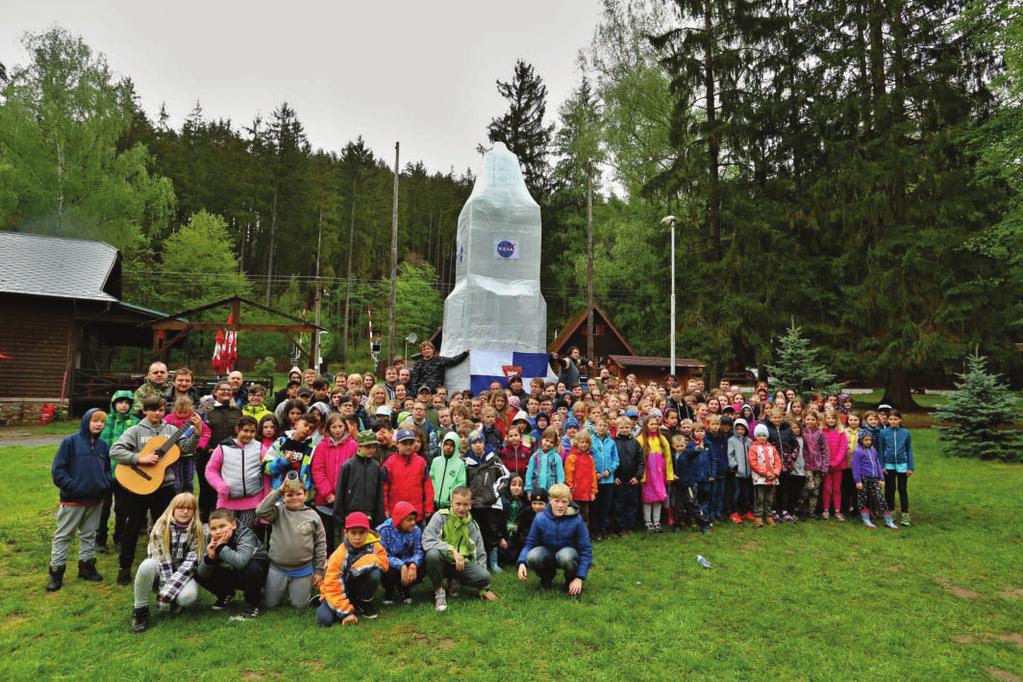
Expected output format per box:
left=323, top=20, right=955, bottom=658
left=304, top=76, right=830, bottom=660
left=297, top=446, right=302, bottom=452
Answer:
left=115, top=396, right=215, bottom=495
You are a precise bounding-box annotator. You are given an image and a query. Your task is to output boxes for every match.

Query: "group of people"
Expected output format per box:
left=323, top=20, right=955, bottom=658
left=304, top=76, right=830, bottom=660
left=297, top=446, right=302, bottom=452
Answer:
left=44, top=342, right=915, bottom=633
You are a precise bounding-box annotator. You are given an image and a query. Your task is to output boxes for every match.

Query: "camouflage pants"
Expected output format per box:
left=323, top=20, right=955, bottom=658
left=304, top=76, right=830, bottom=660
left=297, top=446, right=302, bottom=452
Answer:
left=800, top=471, right=823, bottom=515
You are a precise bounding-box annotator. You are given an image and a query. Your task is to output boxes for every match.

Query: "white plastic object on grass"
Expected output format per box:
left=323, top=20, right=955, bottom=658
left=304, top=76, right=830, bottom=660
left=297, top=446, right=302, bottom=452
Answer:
left=696, top=555, right=712, bottom=569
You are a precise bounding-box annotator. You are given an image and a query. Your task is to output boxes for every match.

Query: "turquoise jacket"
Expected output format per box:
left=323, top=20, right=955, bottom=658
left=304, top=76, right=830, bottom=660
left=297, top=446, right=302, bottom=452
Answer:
left=877, top=427, right=914, bottom=473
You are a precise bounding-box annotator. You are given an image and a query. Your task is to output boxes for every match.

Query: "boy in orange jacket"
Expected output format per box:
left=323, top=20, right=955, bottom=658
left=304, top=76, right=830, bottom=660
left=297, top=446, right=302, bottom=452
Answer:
left=316, top=512, right=389, bottom=626
left=564, top=431, right=598, bottom=526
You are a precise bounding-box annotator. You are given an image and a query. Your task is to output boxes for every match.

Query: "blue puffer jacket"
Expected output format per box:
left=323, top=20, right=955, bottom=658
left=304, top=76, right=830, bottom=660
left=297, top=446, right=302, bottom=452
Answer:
left=703, top=431, right=729, bottom=477
left=674, top=441, right=715, bottom=487
left=589, top=434, right=619, bottom=485
left=517, top=504, right=593, bottom=579
left=877, top=427, right=914, bottom=472
left=52, top=409, right=113, bottom=503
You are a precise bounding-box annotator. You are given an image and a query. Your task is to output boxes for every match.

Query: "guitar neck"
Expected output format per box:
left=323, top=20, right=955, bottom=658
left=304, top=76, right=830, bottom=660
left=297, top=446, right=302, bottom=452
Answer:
left=163, top=424, right=194, bottom=451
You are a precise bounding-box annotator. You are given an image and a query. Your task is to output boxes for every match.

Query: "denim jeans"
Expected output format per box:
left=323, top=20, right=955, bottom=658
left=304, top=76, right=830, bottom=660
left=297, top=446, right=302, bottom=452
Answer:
left=525, top=546, right=579, bottom=583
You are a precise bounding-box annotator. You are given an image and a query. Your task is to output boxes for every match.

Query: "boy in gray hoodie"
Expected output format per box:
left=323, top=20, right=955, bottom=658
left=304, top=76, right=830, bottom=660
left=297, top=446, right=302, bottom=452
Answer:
left=727, top=418, right=754, bottom=523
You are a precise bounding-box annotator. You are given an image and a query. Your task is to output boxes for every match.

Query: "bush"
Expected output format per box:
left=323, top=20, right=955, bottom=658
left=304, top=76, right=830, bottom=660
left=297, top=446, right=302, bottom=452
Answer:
left=253, top=356, right=276, bottom=377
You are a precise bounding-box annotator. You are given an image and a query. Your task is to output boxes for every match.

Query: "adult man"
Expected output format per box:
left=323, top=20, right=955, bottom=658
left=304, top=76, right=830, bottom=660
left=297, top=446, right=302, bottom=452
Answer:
left=551, top=346, right=591, bottom=389
left=227, top=370, right=248, bottom=408
left=507, top=375, right=527, bottom=401
left=132, top=362, right=169, bottom=416
left=409, top=342, right=469, bottom=394
left=668, top=385, right=695, bottom=421
left=383, top=366, right=400, bottom=400
left=197, top=381, right=243, bottom=522
left=165, top=367, right=199, bottom=406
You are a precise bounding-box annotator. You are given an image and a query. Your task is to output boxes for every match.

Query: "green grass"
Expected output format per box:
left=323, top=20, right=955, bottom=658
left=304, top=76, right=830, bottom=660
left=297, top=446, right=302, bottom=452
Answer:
left=2, top=431, right=1022, bottom=680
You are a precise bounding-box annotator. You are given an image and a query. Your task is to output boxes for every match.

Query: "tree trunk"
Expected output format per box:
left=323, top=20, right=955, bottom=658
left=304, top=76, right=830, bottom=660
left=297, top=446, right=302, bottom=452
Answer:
left=704, top=3, right=721, bottom=262
left=880, top=367, right=919, bottom=410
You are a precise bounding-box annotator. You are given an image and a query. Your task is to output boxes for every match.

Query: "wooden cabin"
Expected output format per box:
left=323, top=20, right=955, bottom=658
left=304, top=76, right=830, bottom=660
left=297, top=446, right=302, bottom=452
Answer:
left=606, top=355, right=706, bottom=386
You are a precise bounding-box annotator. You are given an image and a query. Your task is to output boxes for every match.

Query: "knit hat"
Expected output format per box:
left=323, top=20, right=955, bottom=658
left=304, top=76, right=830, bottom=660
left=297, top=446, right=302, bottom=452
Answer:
left=648, top=408, right=663, bottom=419
left=390, top=500, right=417, bottom=525
left=282, top=470, right=305, bottom=493
left=753, top=424, right=769, bottom=438
left=565, top=417, right=580, bottom=430
left=528, top=489, right=549, bottom=504
left=508, top=395, right=521, bottom=409
left=858, top=430, right=875, bottom=445
left=344, top=511, right=371, bottom=530
left=468, top=430, right=484, bottom=445
left=624, top=407, right=639, bottom=418
left=356, top=430, right=379, bottom=447
left=733, top=418, right=749, bottom=432
left=512, top=409, right=530, bottom=424
left=375, top=405, right=393, bottom=416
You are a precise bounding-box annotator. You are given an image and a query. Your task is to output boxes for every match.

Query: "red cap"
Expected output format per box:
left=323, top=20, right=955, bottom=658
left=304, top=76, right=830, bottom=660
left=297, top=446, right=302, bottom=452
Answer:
left=391, top=500, right=417, bottom=525
left=344, top=512, right=371, bottom=530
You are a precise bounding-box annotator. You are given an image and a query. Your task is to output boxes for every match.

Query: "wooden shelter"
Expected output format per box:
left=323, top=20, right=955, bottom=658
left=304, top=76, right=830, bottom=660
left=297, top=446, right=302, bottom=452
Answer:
left=606, top=355, right=706, bottom=386
left=147, top=296, right=325, bottom=365
left=547, top=304, right=636, bottom=364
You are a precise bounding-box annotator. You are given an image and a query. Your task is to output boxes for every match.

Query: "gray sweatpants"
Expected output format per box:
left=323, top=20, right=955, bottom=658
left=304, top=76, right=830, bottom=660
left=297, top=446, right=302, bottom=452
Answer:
left=50, top=504, right=102, bottom=567
left=133, top=557, right=198, bottom=609
left=264, top=565, right=313, bottom=608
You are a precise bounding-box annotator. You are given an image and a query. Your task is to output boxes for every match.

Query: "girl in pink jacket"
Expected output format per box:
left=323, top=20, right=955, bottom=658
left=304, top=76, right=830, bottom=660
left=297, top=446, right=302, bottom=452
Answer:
left=821, top=410, right=849, bottom=520
left=310, top=414, right=357, bottom=555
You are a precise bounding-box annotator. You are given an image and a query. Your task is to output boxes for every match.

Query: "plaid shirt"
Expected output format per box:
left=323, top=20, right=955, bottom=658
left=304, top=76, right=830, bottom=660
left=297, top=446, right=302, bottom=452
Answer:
left=148, top=520, right=199, bottom=606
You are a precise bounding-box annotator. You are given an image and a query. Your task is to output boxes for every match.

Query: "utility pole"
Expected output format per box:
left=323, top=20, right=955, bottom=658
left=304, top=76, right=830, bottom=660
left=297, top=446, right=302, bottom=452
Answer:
left=388, top=142, right=400, bottom=362
left=312, top=208, right=323, bottom=375
left=661, top=215, right=678, bottom=376
left=342, top=174, right=357, bottom=363
left=586, top=161, right=595, bottom=365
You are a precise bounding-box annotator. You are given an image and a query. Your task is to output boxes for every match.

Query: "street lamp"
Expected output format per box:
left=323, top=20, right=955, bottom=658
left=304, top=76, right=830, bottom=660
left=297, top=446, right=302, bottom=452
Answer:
left=404, top=332, right=418, bottom=363
left=660, top=215, right=677, bottom=376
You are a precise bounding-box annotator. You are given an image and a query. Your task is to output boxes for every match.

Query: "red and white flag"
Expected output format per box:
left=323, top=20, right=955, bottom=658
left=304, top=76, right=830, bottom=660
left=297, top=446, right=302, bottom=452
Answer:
left=211, top=314, right=237, bottom=375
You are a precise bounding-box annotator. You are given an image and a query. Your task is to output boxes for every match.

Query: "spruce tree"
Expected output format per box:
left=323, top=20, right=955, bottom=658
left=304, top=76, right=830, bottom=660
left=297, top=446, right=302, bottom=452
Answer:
left=766, top=324, right=840, bottom=398
left=482, top=59, right=554, bottom=200
left=932, top=353, right=1022, bottom=461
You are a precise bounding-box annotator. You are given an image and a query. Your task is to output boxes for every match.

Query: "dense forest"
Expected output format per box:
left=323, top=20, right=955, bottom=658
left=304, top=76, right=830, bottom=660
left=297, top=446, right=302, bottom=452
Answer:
left=1, top=0, right=1021, bottom=407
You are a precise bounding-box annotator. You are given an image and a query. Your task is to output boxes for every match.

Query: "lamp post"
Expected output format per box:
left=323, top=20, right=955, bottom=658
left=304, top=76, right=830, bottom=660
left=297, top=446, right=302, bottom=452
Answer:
left=660, top=215, right=677, bottom=377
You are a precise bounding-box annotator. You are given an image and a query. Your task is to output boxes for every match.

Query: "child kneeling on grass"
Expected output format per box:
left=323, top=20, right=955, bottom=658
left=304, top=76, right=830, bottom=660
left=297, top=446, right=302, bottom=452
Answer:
left=131, top=493, right=203, bottom=633
left=516, top=483, right=592, bottom=596
left=317, top=512, right=389, bottom=626
left=47, top=409, right=111, bottom=592
left=376, top=501, right=423, bottom=606
left=421, top=486, right=497, bottom=612
left=195, top=508, right=269, bottom=618
left=255, top=471, right=327, bottom=609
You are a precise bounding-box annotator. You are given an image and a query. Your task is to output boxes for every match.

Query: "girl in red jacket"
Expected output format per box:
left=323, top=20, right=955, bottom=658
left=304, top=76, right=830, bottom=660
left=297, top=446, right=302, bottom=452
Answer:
left=564, top=430, right=598, bottom=526
left=312, top=414, right=358, bottom=555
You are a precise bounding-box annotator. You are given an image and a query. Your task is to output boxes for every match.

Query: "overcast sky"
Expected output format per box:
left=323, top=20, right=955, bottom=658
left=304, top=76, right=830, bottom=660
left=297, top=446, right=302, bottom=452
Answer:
left=1, top=1, right=605, bottom=175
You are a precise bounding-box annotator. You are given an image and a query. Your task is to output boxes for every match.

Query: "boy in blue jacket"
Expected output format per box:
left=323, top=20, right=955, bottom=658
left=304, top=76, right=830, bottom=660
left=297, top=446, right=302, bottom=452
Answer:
left=877, top=409, right=915, bottom=526
left=47, top=409, right=113, bottom=591
left=670, top=433, right=711, bottom=533
left=517, top=483, right=592, bottom=595
left=376, top=500, right=424, bottom=606
left=589, top=416, right=619, bottom=540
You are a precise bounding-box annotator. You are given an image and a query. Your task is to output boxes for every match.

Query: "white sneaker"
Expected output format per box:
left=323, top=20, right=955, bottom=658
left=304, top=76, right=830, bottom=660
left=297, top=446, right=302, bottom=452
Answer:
left=434, top=589, right=447, bottom=612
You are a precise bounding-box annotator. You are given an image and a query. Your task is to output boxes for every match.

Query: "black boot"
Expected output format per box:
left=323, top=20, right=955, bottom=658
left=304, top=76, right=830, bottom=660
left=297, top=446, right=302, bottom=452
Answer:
left=130, top=606, right=150, bottom=634
left=117, top=567, right=132, bottom=585
left=78, top=559, right=103, bottom=582
left=45, top=565, right=65, bottom=592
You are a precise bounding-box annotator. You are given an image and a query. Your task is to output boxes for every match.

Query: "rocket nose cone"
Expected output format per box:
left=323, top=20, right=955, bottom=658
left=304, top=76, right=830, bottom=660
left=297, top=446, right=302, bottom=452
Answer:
left=491, top=141, right=509, bottom=154
left=474, top=142, right=532, bottom=200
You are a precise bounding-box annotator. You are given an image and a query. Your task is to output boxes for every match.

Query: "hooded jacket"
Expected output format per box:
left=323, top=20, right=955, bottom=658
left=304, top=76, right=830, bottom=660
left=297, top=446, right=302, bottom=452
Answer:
left=590, top=433, right=620, bottom=486
left=206, top=437, right=268, bottom=511
left=334, top=449, right=386, bottom=527
left=676, top=438, right=715, bottom=486
left=263, top=430, right=316, bottom=492
left=319, top=533, right=389, bottom=618
left=877, top=426, right=915, bottom=472
left=564, top=448, right=598, bottom=502
left=703, top=429, right=729, bottom=478
left=516, top=504, right=593, bottom=580
left=802, top=426, right=830, bottom=473
left=613, top=433, right=645, bottom=483
left=52, top=409, right=113, bottom=504
left=376, top=502, right=424, bottom=569
left=727, top=431, right=753, bottom=478
left=822, top=427, right=849, bottom=470
left=499, top=442, right=532, bottom=480
left=429, top=433, right=466, bottom=508
left=466, top=450, right=510, bottom=510
left=525, top=448, right=565, bottom=494
left=852, top=436, right=885, bottom=483
left=99, top=390, right=138, bottom=450
left=311, top=434, right=357, bottom=507
left=110, top=417, right=197, bottom=489
left=381, top=449, right=435, bottom=519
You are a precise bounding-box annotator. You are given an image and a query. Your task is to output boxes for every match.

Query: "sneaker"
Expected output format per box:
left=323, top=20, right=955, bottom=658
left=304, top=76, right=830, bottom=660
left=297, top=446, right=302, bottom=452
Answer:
left=754, top=518, right=764, bottom=528
left=834, top=512, right=846, bottom=522
left=645, top=522, right=654, bottom=532
left=434, top=589, right=447, bottom=612
left=382, top=589, right=397, bottom=606
left=357, top=602, right=378, bottom=620
left=900, top=512, right=911, bottom=527
left=239, top=605, right=260, bottom=619
left=117, top=567, right=132, bottom=586
left=402, top=595, right=413, bottom=605
left=730, top=512, right=743, bottom=525
left=212, top=593, right=235, bottom=610
left=307, top=594, right=321, bottom=608
left=782, top=512, right=795, bottom=523
left=743, top=512, right=755, bottom=522
left=821, top=510, right=830, bottom=520
left=654, top=523, right=662, bottom=532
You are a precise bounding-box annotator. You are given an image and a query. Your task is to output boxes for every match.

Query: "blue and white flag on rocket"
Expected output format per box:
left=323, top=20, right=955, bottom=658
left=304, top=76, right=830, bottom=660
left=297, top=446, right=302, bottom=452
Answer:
left=469, top=350, right=553, bottom=395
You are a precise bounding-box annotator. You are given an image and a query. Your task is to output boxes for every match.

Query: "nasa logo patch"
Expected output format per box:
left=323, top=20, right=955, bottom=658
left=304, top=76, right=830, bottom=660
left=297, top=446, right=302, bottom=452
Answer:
left=494, top=239, right=519, bottom=259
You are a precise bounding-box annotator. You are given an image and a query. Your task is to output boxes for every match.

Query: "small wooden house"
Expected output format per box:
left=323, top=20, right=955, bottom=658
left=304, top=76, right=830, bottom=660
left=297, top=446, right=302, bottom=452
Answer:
left=547, top=304, right=636, bottom=364
left=606, top=355, right=706, bottom=387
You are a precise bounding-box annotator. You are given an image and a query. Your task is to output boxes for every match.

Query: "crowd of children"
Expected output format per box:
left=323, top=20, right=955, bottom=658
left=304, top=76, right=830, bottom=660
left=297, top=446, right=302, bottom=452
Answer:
left=45, top=347, right=916, bottom=631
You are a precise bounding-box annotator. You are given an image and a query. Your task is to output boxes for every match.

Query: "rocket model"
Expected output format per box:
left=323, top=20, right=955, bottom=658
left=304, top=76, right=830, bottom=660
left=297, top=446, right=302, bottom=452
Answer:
left=439, top=143, right=549, bottom=393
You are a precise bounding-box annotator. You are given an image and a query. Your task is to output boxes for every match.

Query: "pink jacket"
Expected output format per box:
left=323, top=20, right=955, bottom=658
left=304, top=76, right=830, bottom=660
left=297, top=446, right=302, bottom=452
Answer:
left=823, top=428, right=849, bottom=470
left=311, top=434, right=357, bottom=506
left=163, top=412, right=211, bottom=451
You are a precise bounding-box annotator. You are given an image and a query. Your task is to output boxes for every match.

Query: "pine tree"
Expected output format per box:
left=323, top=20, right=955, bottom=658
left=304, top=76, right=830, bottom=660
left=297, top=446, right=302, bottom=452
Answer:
left=481, top=59, right=554, bottom=200
left=932, top=353, right=1022, bottom=461
left=766, top=324, right=840, bottom=398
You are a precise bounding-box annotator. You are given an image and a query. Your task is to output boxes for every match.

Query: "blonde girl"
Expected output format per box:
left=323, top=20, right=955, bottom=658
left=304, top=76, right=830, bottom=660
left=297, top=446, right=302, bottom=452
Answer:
left=638, top=416, right=674, bottom=531
left=843, top=412, right=861, bottom=515
left=131, top=493, right=204, bottom=633
left=367, top=384, right=389, bottom=414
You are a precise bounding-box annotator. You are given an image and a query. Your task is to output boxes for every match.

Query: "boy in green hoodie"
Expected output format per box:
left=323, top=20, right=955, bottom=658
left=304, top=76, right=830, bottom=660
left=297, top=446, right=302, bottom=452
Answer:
left=97, top=391, right=137, bottom=552
left=429, top=432, right=466, bottom=511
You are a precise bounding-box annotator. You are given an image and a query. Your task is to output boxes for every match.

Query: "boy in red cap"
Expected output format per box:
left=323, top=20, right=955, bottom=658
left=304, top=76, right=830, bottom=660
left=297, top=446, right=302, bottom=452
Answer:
left=317, top=511, right=389, bottom=626
left=376, top=501, right=423, bottom=605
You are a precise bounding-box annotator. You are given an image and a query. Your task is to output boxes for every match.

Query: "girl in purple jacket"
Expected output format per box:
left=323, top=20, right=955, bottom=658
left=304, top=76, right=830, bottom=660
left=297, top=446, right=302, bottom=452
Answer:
left=851, top=432, right=897, bottom=529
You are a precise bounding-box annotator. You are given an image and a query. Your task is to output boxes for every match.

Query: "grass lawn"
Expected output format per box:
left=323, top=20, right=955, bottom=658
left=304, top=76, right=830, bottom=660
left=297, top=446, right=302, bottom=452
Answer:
left=2, top=430, right=1021, bottom=680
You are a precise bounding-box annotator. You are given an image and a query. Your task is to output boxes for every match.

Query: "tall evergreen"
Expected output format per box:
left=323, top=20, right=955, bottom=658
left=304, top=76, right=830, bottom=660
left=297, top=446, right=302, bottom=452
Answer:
left=765, top=324, right=841, bottom=398
left=482, top=59, right=554, bottom=200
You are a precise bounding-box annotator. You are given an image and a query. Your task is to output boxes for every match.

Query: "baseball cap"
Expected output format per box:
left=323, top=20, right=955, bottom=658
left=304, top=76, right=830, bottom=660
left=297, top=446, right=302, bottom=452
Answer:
left=396, top=428, right=416, bottom=442
left=344, top=512, right=371, bottom=530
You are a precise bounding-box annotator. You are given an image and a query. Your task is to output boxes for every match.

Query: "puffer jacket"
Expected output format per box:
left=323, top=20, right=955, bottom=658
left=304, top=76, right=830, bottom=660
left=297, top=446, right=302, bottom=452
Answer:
left=516, top=504, right=593, bottom=579
left=590, top=434, right=619, bottom=486
left=748, top=441, right=781, bottom=486
left=613, top=433, right=645, bottom=482
left=466, top=451, right=509, bottom=510
left=802, top=427, right=830, bottom=473
left=564, top=449, right=598, bottom=502
left=206, top=438, right=267, bottom=511
left=727, top=433, right=753, bottom=478
left=319, top=534, right=389, bottom=618
left=823, top=427, right=849, bottom=470
left=704, top=430, right=729, bottom=478
left=676, top=439, right=715, bottom=486
left=52, top=409, right=113, bottom=503
left=409, top=351, right=469, bottom=392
